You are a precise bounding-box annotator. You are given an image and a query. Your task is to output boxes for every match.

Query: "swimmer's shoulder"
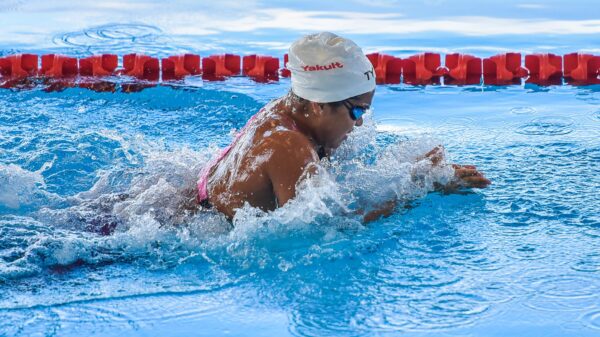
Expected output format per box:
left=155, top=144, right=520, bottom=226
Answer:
left=256, top=127, right=319, bottom=188
left=257, top=126, right=318, bottom=164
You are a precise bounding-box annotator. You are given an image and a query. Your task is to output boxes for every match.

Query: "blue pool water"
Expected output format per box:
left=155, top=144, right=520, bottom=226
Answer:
left=1, top=1, right=600, bottom=336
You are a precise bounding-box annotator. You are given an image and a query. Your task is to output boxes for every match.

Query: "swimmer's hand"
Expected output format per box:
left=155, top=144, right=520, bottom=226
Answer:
left=435, top=164, right=491, bottom=192
left=422, top=146, right=445, bottom=166
left=451, top=164, right=491, bottom=188
left=422, top=146, right=491, bottom=190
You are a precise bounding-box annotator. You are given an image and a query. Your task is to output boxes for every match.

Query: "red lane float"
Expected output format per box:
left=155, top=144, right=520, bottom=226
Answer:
left=162, top=54, right=201, bottom=81
left=39, top=54, right=78, bottom=91
left=78, top=54, right=118, bottom=92
left=120, top=54, right=159, bottom=92
left=564, top=53, right=600, bottom=85
left=525, top=53, right=562, bottom=85
left=0, top=54, right=38, bottom=78
left=402, top=53, right=447, bottom=85
left=0, top=54, right=39, bottom=89
left=120, top=53, right=159, bottom=81
left=483, top=53, right=528, bottom=85
left=41, top=54, right=78, bottom=77
left=366, top=53, right=402, bottom=84
left=79, top=54, right=118, bottom=77
left=202, top=54, right=241, bottom=80
left=444, top=53, right=482, bottom=85
left=2, top=51, right=600, bottom=89
left=242, top=55, right=279, bottom=82
left=280, top=54, right=291, bottom=78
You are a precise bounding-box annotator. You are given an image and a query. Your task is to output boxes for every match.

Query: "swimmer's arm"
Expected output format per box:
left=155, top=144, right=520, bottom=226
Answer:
left=358, top=165, right=491, bottom=223
left=356, top=166, right=491, bottom=223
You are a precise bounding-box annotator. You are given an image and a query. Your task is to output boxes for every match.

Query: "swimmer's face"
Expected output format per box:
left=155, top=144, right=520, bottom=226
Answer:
left=312, top=90, right=374, bottom=150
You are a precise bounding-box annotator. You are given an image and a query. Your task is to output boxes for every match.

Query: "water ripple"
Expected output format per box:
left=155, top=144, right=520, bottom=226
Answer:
left=520, top=273, right=600, bottom=312
left=492, top=219, right=546, bottom=237
left=468, top=281, right=517, bottom=305
left=583, top=226, right=600, bottom=239
left=52, top=23, right=190, bottom=57
left=583, top=310, right=600, bottom=331
left=538, top=275, right=597, bottom=300
left=525, top=294, right=598, bottom=312
left=515, top=117, right=574, bottom=136
left=113, top=294, right=231, bottom=324
left=379, top=262, right=462, bottom=289
left=505, top=242, right=551, bottom=261
left=407, top=292, right=490, bottom=329
left=510, top=106, right=537, bottom=115
left=50, top=304, right=140, bottom=331
left=572, top=253, right=600, bottom=273
left=438, top=116, right=476, bottom=132
left=448, top=242, right=506, bottom=271
left=54, top=24, right=160, bottom=46
left=0, top=310, right=60, bottom=337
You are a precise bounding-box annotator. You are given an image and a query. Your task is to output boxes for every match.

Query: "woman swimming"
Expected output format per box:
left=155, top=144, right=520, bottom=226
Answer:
left=194, top=32, right=490, bottom=222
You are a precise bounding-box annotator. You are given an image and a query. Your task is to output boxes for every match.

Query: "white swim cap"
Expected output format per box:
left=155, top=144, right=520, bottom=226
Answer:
left=287, top=32, right=376, bottom=103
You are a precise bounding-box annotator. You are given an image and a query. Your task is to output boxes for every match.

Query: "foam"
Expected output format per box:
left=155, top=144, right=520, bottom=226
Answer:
left=0, top=163, right=48, bottom=209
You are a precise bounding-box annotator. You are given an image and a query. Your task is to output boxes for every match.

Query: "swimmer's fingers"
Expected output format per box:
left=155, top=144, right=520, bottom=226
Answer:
left=452, top=164, right=477, bottom=170
left=430, top=152, right=445, bottom=166
left=460, top=175, right=491, bottom=188
left=425, top=145, right=443, bottom=157
left=453, top=164, right=491, bottom=188
left=422, top=146, right=445, bottom=166
left=454, top=168, right=481, bottom=178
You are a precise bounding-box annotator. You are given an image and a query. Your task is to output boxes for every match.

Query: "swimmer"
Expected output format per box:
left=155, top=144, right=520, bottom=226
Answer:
left=191, top=32, right=490, bottom=222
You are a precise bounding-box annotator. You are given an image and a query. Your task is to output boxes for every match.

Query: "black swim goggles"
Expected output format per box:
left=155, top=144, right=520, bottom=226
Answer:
left=342, top=100, right=368, bottom=121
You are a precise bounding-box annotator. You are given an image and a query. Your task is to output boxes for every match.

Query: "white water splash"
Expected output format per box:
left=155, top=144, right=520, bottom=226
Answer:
left=328, top=115, right=454, bottom=212
left=1, top=114, right=459, bottom=281
left=0, top=163, right=48, bottom=209
left=39, top=113, right=455, bottom=238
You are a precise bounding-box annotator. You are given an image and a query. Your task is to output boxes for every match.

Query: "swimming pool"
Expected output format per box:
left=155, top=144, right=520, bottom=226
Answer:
left=1, top=1, right=600, bottom=336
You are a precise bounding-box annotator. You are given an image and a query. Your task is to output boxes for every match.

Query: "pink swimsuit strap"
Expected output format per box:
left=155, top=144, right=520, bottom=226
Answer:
left=196, top=111, right=300, bottom=204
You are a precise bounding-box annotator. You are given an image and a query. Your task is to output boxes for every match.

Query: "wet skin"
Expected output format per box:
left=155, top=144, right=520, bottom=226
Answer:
left=199, top=90, right=490, bottom=221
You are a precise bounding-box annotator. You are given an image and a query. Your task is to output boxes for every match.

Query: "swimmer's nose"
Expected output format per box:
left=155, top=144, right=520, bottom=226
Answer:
left=355, top=117, right=364, bottom=127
